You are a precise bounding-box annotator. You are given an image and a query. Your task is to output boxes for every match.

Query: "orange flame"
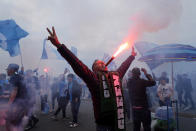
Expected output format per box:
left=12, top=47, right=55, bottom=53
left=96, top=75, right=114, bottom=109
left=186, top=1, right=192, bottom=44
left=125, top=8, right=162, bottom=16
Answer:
left=113, top=42, right=129, bottom=57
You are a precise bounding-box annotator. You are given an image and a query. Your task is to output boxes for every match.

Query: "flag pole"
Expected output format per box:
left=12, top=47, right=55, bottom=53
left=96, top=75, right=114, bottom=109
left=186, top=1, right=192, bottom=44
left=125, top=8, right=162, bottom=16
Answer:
left=19, top=45, right=24, bottom=67
left=20, top=53, right=23, bottom=67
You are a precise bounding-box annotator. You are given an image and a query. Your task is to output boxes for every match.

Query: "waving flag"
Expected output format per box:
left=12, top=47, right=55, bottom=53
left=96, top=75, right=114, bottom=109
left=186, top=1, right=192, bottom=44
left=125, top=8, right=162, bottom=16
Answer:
left=41, top=39, right=48, bottom=59
left=41, top=38, right=63, bottom=60
left=0, top=19, right=29, bottom=57
left=41, top=39, right=78, bottom=60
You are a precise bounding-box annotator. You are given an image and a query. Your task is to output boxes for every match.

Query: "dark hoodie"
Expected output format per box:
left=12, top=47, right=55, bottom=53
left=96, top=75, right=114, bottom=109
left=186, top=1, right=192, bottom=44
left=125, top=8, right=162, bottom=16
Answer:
left=127, top=74, right=156, bottom=108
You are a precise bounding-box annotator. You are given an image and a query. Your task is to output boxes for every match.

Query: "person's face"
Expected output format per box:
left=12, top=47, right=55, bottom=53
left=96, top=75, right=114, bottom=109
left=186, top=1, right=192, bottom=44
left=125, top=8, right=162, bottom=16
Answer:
left=160, top=79, right=166, bottom=85
left=67, top=77, right=73, bottom=83
left=7, top=69, right=14, bottom=76
left=93, top=60, right=108, bottom=72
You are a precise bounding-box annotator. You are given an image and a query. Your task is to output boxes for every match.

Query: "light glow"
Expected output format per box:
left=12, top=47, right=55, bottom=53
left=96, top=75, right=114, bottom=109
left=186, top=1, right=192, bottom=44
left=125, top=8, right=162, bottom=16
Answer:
left=113, top=42, right=129, bottom=57
left=44, top=68, right=48, bottom=73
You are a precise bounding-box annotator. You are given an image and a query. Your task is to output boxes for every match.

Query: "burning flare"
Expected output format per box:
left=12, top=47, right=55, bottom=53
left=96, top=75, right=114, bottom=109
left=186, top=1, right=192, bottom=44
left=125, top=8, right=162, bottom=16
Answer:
left=105, top=42, right=129, bottom=67
left=113, top=42, right=129, bottom=58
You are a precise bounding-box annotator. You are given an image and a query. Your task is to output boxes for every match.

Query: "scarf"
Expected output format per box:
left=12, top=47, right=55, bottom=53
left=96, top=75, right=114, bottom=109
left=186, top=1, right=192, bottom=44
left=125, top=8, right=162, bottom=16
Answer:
left=98, top=71, right=125, bottom=131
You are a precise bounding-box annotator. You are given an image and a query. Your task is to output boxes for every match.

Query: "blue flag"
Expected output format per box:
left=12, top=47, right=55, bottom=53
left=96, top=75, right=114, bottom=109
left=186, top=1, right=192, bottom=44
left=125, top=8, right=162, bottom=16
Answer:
left=41, top=38, right=48, bottom=59
left=41, top=39, right=79, bottom=60
left=0, top=19, right=29, bottom=57
left=41, top=38, right=63, bottom=60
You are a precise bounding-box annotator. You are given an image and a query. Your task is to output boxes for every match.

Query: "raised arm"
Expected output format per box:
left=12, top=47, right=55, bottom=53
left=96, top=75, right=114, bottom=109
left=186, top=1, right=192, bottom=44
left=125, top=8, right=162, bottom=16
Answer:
left=141, top=68, right=156, bottom=87
left=47, top=27, right=97, bottom=84
left=117, top=47, right=136, bottom=79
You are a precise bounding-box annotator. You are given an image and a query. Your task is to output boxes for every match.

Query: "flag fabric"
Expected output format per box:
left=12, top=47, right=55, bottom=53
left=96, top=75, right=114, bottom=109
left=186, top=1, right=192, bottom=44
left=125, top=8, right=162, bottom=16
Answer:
left=41, top=39, right=77, bottom=60
left=41, top=38, right=48, bottom=59
left=41, top=38, right=63, bottom=60
left=0, top=19, right=29, bottom=57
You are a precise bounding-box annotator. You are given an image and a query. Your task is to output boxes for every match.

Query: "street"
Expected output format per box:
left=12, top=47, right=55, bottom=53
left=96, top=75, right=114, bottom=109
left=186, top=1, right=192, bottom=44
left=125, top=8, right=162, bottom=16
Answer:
left=31, top=100, right=133, bottom=131
left=1, top=100, right=196, bottom=131
left=31, top=100, right=196, bottom=131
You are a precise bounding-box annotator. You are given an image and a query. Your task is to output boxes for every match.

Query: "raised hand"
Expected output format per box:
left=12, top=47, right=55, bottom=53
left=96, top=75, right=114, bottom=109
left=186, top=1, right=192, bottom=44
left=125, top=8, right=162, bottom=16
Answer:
left=46, top=26, right=61, bottom=48
left=141, top=68, right=147, bottom=75
left=131, top=46, right=137, bottom=57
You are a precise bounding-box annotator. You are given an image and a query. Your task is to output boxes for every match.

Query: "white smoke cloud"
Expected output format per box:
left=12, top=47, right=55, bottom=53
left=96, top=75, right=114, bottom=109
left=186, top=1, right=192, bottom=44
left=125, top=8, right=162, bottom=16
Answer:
left=127, top=0, right=183, bottom=43
left=0, top=0, right=195, bottom=75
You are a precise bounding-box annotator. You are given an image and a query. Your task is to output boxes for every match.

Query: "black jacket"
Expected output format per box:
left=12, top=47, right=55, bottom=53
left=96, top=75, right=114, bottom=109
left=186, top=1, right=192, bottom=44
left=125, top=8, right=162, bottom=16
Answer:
left=127, top=74, right=156, bottom=108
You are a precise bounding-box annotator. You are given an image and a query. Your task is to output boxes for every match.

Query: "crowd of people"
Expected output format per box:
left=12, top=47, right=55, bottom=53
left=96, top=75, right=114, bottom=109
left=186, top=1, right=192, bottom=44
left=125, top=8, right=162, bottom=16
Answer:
left=0, top=63, right=88, bottom=130
left=0, top=27, right=195, bottom=131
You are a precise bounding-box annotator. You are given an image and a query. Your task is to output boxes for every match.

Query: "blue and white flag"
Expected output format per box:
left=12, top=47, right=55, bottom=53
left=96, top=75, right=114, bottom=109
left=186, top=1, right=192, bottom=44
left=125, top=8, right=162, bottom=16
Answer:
left=0, top=19, right=29, bottom=57
left=41, top=39, right=78, bottom=60
left=41, top=38, right=63, bottom=60
left=41, top=39, right=48, bottom=59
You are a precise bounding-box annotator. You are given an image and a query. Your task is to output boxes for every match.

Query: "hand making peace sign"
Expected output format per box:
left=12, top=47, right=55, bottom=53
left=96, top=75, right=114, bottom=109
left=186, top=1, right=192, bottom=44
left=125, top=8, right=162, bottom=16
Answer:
left=47, top=26, right=61, bottom=48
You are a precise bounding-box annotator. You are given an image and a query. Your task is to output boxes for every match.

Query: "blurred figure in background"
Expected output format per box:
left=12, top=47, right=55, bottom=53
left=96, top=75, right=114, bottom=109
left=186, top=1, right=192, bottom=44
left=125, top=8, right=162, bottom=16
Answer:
left=127, top=67, right=156, bottom=131
left=39, top=75, right=50, bottom=114
left=153, top=72, right=169, bottom=85
left=157, top=78, right=174, bottom=107
left=67, top=73, right=82, bottom=128
left=0, top=73, right=9, bottom=103
left=50, top=77, right=59, bottom=112
left=52, top=74, right=69, bottom=120
left=0, top=73, right=9, bottom=128
left=183, top=74, right=195, bottom=110
left=175, top=74, right=186, bottom=109
left=5, top=63, right=28, bottom=131
left=24, top=69, right=39, bottom=130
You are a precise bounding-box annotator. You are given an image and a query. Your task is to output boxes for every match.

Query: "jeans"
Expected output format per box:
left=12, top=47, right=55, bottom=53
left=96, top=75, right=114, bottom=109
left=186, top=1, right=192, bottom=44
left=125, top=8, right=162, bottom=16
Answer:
left=71, top=99, right=80, bottom=123
left=51, top=93, right=58, bottom=110
left=54, top=96, right=69, bottom=118
left=132, top=108, right=151, bottom=131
